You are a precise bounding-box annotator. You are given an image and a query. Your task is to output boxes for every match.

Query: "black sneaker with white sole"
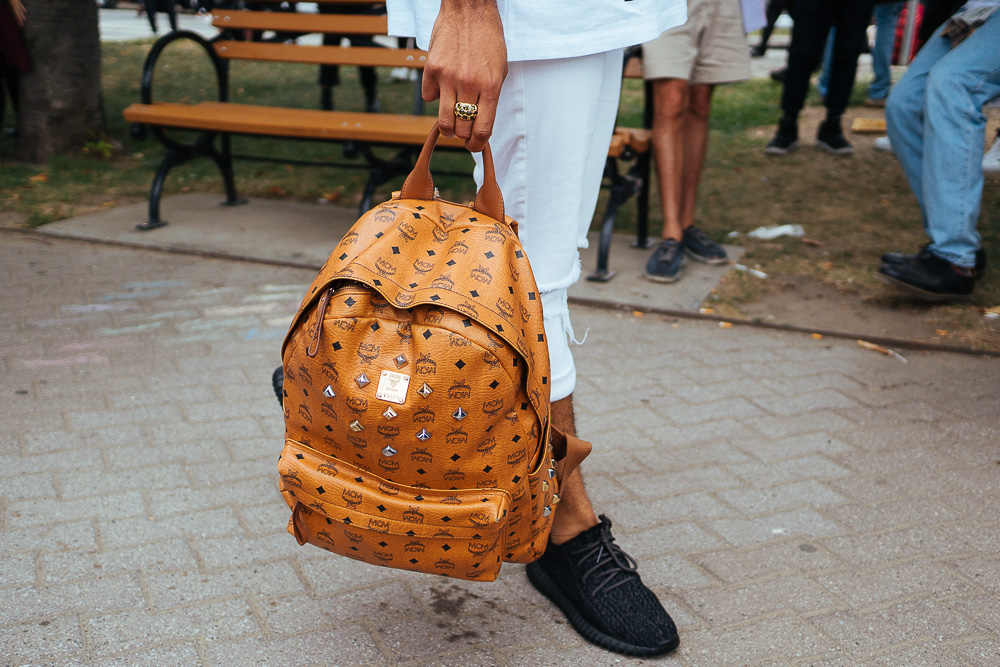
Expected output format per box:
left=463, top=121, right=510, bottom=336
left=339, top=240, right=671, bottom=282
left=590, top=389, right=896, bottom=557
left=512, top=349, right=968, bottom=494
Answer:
left=683, top=226, right=728, bottom=264
left=644, top=239, right=684, bottom=282
left=816, top=120, right=854, bottom=155
left=765, top=116, right=798, bottom=155
left=526, top=515, right=680, bottom=657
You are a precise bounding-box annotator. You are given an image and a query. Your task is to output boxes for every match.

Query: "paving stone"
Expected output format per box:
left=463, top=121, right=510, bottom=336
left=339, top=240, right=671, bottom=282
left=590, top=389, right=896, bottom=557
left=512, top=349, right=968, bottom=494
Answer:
left=751, top=389, right=859, bottom=416
left=717, top=479, right=848, bottom=516
left=193, top=533, right=303, bottom=570
left=635, top=552, right=716, bottom=590
left=616, top=465, right=745, bottom=499
left=59, top=464, right=191, bottom=500
left=948, top=595, right=1000, bottom=635
left=680, top=573, right=841, bottom=626
left=298, top=554, right=409, bottom=596
left=817, top=560, right=985, bottom=610
left=7, top=491, right=147, bottom=529
left=822, top=498, right=963, bottom=534
left=744, top=411, right=856, bottom=440
left=85, top=598, right=260, bottom=656
left=0, top=520, right=98, bottom=554
left=66, top=404, right=186, bottom=431
left=705, top=507, right=844, bottom=548
left=681, top=617, right=832, bottom=666
left=148, top=478, right=278, bottom=517
left=0, top=573, right=146, bottom=626
left=694, top=539, right=844, bottom=584
left=98, top=507, right=243, bottom=549
left=41, top=540, right=198, bottom=583
left=627, top=521, right=728, bottom=559
left=147, top=560, right=306, bottom=609
left=0, top=613, right=85, bottom=662
left=86, top=643, right=204, bottom=667
left=605, top=491, right=736, bottom=531
left=185, top=457, right=276, bottom=488
left=809, top=598, right=982, bottom=654
left=0, top=551, right=37, bottom=586
left=204, top=627, right=386, bottom=666
left=948, top=555, right=1000, bottom=595
left=0, top=470, right=57, bottom=501
left=736, top=431, right=855, bottom=463
left=818, top=524, right=975, bottom=569
left=728, top=455, right=851, bottom=487
left=0, top=447, right=104, bottom=477
left=22, top=425, right=145, bottom=455
left=667, top=397, right=766, bottom=425
left=240, top=502, right=294, bottom=536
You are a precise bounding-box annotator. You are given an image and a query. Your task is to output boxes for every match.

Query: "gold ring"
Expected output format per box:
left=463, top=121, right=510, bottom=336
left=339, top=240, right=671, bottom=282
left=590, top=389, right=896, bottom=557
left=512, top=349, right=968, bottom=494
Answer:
left=454, top=102, right=478, bottom=121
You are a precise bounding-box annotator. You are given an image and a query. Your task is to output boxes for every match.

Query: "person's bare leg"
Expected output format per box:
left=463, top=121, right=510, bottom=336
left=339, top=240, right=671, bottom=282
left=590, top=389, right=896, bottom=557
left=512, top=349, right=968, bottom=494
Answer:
left=548, top=394, right=599, bottom=545
left=650, top=78, right=692, bottom=241
left=679, top=83, right=715, bottom=231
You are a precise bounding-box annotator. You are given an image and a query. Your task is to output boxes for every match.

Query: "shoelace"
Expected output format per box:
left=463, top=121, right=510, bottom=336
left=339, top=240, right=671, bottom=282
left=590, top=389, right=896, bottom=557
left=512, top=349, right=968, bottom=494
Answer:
left=570, top=525, right=640, bottom=595
left=656, top=240, right=680, bottom=265
left=685, top=227, right=713, bottom=247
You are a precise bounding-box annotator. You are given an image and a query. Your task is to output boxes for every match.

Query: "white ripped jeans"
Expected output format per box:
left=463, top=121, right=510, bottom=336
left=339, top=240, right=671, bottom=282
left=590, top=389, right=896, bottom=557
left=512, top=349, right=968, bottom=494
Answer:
left=473, top=49, right=624, bottom=401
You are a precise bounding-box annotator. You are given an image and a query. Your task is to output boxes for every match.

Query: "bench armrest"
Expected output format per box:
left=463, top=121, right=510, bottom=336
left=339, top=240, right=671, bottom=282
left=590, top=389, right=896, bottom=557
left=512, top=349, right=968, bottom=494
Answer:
left=141, top=30, right=228, bottom=106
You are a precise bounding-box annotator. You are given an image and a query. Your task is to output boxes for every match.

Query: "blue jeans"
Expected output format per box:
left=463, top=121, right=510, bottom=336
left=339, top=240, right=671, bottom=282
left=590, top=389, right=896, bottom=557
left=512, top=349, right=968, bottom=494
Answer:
left=867, top=2, right=904, bottom=100
left=885, top=14, right=1000, bottom=268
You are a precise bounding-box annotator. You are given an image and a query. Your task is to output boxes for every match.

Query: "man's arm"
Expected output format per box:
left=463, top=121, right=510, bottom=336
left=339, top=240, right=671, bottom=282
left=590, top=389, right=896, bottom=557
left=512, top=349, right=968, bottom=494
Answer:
left=421, top=0, right=507, bottom=152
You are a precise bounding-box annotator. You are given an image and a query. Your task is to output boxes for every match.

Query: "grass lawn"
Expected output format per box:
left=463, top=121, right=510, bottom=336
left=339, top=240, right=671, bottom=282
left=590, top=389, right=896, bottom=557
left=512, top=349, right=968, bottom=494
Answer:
left=2, top=37, right=998, bottom=348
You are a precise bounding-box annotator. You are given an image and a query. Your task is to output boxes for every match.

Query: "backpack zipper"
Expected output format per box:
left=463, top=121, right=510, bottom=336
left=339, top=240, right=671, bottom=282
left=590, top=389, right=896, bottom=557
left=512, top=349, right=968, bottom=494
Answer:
left=307, top=287, right=334, bottom=357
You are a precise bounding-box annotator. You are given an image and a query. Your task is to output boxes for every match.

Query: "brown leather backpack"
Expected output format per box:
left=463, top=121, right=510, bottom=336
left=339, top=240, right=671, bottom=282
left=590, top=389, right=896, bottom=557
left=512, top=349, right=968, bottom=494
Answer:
left=277, top=126, right=589, bottom=581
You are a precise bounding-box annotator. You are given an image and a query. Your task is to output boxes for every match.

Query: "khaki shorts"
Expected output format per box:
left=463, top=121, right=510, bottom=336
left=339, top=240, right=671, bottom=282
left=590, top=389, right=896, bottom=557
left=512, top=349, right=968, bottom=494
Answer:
left=642, top=0, right=751, bottom=84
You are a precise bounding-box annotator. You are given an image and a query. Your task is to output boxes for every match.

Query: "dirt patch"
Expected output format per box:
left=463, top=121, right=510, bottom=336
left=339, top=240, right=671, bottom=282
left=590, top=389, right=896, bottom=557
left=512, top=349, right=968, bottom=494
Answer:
left=731, top=273, right=1000, bottom=350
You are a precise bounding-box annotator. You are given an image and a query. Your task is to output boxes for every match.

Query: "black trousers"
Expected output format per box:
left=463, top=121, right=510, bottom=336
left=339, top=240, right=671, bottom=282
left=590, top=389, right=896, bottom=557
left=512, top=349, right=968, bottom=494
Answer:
left=781, top=0, right=875, bottom=119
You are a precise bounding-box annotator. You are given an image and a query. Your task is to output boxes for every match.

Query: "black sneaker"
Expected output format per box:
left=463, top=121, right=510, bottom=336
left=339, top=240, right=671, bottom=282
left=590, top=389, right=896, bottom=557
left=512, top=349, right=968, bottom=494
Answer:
left=526, top=516, right=680, bottom=657
left=882, top=243, right=987, bottom=273
left=765, top=116, right=798, bottom=155
left=877, top=253, right=976, bottom=302
left=644, top=239, right=684, bottom=282
left=683, top=226, right=728, bottom=264
left=816, top=120, right=854, bottom=155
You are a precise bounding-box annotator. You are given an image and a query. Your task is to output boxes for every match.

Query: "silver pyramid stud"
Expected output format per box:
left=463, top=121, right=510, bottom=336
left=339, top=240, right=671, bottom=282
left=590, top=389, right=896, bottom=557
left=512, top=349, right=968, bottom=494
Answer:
left=381, top=445, right=397, bottom=457
left=355, top=372, right=370, bottom=388
left=416, top=428, right=431, bottom=441
left=394, top=354, right=408, bottom=369
left=548, top=468, right=556, bottom=479
left=382, top=406, right=398, bottom=420
left=417, top=383, right=433, bottom=398
left=349, top=420, right=364, bottom=432
left=542, top=481, right=549, bottom=492
left=552, top=493, right=561, bottom=504
left=323, top=385, right=336, bottom=398
left=542, top=506, right=552, bottom=517
left=451, top=407, right=467, bottom=421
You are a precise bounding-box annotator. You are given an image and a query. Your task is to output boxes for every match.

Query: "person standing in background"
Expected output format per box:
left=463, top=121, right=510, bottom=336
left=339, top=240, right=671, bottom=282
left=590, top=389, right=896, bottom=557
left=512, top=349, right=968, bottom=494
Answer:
left=642, top=0, right=751, bottom=283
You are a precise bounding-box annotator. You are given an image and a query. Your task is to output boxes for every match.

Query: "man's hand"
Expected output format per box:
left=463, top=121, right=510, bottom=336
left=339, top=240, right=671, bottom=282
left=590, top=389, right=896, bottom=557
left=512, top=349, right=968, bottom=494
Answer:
left=422, top=0, right=507, bottom=153
left=10, top=0, right=27, bottom=26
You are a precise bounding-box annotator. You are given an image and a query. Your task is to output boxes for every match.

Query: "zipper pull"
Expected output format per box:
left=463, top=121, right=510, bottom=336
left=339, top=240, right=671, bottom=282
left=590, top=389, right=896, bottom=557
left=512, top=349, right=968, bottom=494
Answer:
left=307, top=287, right=334, bottom=357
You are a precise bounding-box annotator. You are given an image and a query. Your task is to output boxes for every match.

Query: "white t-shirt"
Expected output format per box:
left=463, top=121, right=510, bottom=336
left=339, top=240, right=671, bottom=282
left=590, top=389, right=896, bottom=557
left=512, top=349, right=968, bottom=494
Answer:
left=386, top=0, right=688, bottom=62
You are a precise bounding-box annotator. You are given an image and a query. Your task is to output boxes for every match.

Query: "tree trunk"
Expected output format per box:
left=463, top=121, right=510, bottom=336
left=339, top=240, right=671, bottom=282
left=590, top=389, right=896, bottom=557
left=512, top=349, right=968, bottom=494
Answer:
left=18, top=0, right=106, bottom=163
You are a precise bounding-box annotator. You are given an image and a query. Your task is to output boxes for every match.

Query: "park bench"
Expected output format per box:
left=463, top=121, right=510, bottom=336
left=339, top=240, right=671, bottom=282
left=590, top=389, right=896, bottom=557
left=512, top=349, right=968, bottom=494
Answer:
left=123, top=2, right=654, bottom=282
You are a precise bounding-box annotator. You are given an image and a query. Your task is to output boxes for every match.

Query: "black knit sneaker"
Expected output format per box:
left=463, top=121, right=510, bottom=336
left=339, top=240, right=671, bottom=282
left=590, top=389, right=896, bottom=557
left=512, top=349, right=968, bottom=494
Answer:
left=683, top=226, right=728, bottom=264
left=816, top=120, right=854, bottom=155
left=644, top=239, right=684, bottom=283
left=765, top=116, right=798, bottom=155
left=526, top=515, right=680, bottom=657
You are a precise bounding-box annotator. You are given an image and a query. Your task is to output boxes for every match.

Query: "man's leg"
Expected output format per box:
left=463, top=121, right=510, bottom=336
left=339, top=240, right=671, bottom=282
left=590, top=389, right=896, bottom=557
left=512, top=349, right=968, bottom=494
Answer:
left=868, top=2, right=904, bottom=102
left=679, top=83, right=715, bottom=232
left=920, top=13, right=1000, bottom=268
left=650, top=78, right=692, bottom=242
left=547, top=395, right=599, bottom=545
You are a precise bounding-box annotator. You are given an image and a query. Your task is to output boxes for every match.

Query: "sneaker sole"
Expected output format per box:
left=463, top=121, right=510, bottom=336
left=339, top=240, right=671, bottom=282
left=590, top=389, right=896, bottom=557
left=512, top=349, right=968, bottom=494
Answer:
left=815, top=140, right=854, bottom=156
left=526, top=563, right=680, bottom=657
left=876, top=272, right=974, bottom=303
left=764, top=141, right=798, bottom=156
left=685, top=248, right=729, bottom=265
left=644, top=271, right=681, bottom=283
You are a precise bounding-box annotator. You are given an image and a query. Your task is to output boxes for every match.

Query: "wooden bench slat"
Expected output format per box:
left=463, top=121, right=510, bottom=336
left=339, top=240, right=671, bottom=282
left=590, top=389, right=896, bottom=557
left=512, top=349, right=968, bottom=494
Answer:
left=123, top=102, right=469, bottom=147
left=214, top=41, right=426, bottom=68
left=211, top=10, right=387, bottom=35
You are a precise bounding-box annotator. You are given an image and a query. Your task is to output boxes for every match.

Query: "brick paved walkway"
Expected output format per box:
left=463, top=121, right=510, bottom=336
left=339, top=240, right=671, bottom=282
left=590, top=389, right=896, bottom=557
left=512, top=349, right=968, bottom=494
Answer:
left=2, top=233, right=999, bottom=666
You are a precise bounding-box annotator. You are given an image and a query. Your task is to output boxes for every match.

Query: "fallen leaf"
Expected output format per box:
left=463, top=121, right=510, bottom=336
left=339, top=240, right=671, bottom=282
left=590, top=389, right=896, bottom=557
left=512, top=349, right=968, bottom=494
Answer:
left=719, top=322, right=733, bottom=329
left=800, top=238, right=823, bottom=247
left=268, top=186, right=288, bottom=196
left=935, top=330, right=948, bottom=336
left=811, top=333, right=823, bottom=339
left=30, top=173, right=49, bottom=182
left=699, top=307, right=715, bottom=315
left=632, top=310, right=644, bottom=318
left=821, top=261, right=834, bottom=270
